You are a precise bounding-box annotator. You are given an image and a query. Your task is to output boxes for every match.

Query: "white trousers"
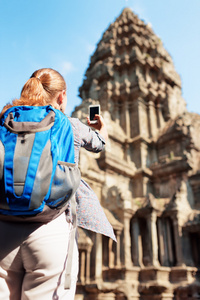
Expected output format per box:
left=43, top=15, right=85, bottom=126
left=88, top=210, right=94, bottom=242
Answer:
left=0, top=213, right=78, bottom=300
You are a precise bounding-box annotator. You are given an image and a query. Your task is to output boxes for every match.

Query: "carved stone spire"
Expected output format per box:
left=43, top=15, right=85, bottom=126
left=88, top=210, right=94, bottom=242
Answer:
left=76, top=8, right=186, bottom=139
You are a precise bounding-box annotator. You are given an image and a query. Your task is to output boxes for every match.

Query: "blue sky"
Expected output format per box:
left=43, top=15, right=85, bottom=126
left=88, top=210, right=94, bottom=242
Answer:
left=0, top=0, right=200, bottom=116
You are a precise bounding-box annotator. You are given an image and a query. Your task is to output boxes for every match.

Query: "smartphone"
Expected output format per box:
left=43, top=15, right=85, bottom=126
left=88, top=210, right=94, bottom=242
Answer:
left=89, top=105, right=100, bottom=124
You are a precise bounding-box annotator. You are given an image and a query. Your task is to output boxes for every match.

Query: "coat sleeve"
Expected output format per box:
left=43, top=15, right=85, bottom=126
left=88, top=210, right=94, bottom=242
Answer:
left=69, top=117, right=105, bottom=153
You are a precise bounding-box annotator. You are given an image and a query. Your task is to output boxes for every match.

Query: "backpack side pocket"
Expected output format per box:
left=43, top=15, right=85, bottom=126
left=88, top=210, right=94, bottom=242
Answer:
left=46, top=162, right=80, bottom=208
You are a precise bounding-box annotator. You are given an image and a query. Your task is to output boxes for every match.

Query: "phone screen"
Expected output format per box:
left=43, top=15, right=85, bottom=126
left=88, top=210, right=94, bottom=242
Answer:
left=90, top=106, right=99, bottom=121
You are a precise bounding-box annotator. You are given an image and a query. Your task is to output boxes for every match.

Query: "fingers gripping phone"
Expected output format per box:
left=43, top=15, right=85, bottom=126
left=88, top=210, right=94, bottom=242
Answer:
left=89, top=105, right=100, bottom=124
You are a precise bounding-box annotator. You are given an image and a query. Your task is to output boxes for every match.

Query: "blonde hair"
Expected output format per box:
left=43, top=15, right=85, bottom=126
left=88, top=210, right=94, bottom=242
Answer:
left=0, top=68, right=66, bottom=118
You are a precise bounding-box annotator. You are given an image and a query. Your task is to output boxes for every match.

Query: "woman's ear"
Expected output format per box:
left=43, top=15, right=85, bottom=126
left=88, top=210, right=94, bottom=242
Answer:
left=57, top=91, right=64, bottom=105
left=57, top=90, right=67, bottom=112
left=59, top=90, right=66, bottom=103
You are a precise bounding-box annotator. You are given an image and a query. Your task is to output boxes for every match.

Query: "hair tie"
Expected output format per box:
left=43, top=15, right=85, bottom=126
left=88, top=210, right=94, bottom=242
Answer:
left=31, top=75, right=41, bottom=82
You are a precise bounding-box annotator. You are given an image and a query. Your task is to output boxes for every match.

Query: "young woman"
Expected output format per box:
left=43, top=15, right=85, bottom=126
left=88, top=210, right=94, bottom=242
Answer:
left=0, top=68, right=115, bottom=300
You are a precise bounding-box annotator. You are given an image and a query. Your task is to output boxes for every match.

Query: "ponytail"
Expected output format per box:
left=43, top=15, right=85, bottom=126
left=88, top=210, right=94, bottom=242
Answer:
left=0, top=68, right=67, bottom=118
left=20, top=77, right=47, bottom=106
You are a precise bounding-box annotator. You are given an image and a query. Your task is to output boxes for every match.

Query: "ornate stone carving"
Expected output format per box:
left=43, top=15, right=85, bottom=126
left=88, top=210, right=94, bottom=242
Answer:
left=73, top=7, right=200, bottom=300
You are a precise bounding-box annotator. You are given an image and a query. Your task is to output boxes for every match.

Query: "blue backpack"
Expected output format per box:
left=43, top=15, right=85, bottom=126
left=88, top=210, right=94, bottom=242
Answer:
left=0, top=105, right=80, bottom=222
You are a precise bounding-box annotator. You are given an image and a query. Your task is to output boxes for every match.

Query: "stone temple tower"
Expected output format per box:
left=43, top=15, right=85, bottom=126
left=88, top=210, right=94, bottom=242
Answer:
left=72, top=8, right=200, bottom=300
